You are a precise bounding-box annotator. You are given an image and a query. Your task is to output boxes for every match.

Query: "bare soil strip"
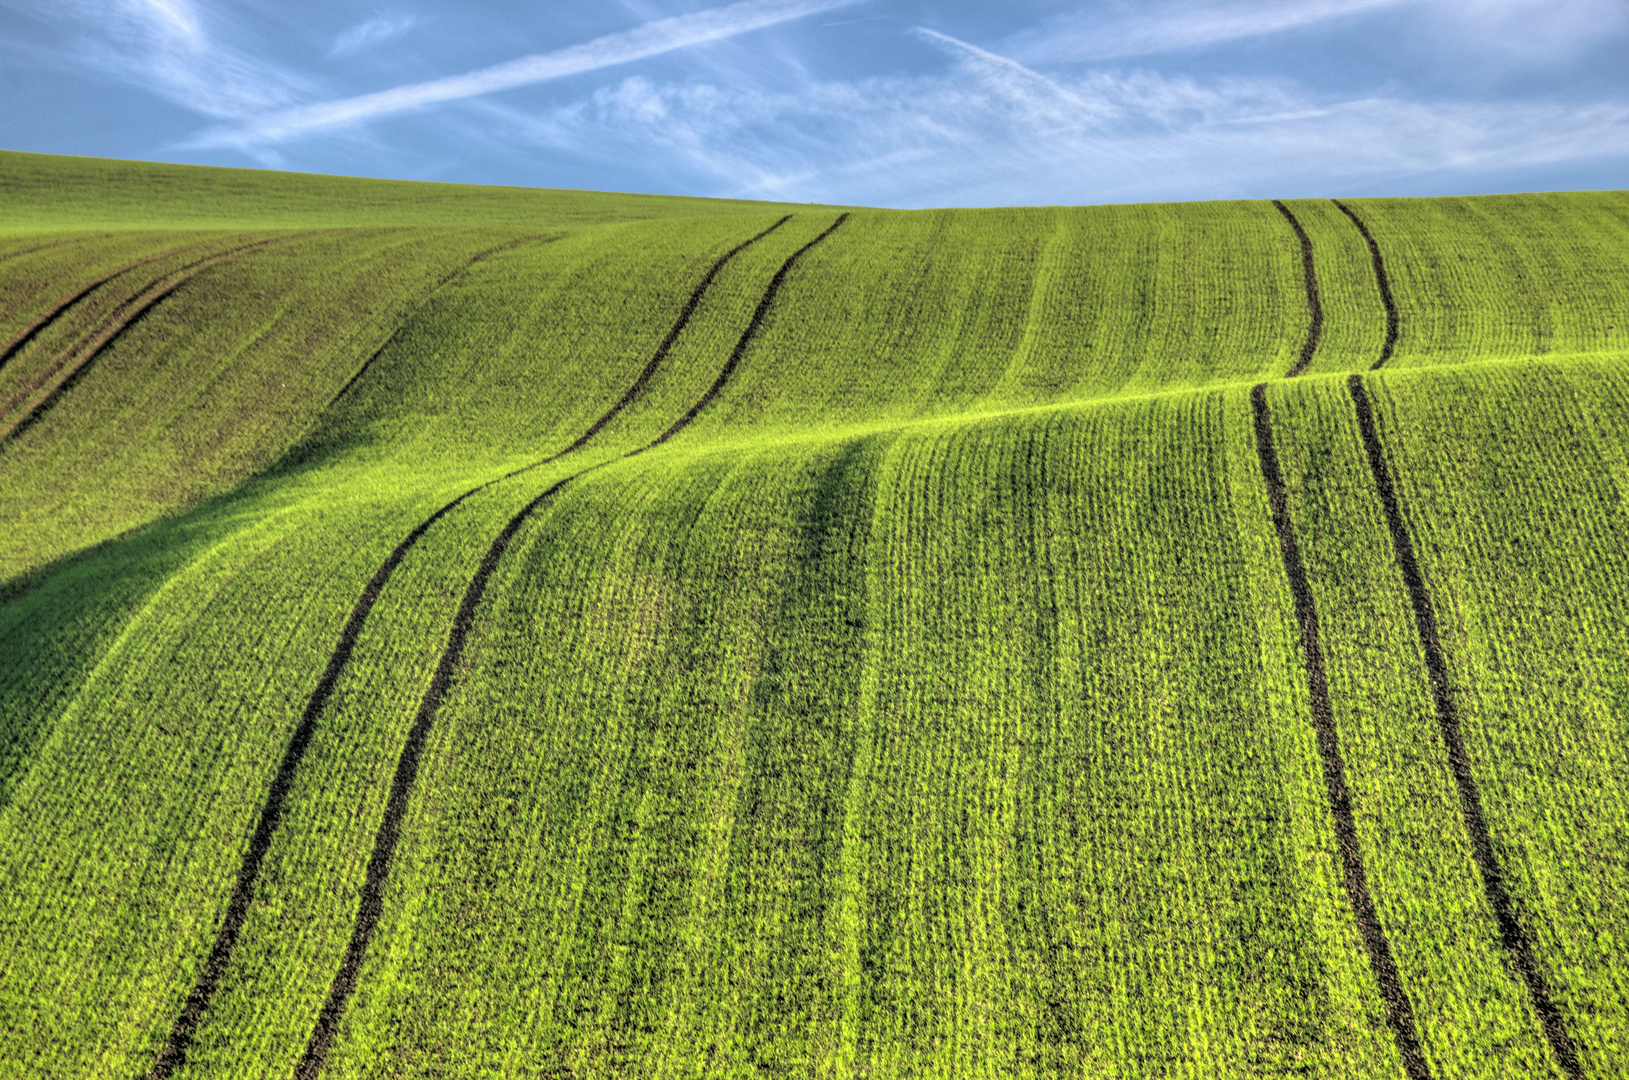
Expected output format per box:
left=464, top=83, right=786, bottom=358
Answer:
left=1272, top=200, right=1324, bottom=377
left=294, top=212, right=847, bottom=1079
left=0, top=238, right=294, bottom=444
left=0, top=238, right=223, bottom=375
left=1347, top=374, right=1584, bottom=1079
left=1251, top=383, right=1432, bottom=1079
left=146, top=216, right=792, bottom=1080
left=1332, top=202, right=1400, bottom=369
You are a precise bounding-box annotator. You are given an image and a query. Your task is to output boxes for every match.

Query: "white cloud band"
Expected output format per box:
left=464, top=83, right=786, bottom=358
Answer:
left=199, top=0, right=865, bottom=147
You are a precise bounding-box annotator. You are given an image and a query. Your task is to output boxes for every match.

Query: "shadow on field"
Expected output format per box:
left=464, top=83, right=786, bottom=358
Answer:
left=0, top=341, right=457, bottom=816
left=0, top=485, right=255, bottom=814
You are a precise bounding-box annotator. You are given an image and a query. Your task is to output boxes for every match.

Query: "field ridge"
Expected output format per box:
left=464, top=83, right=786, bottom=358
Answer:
left=1333, top=200, right=1400, bottom=369
left=323, top=235, right=554, bottom=412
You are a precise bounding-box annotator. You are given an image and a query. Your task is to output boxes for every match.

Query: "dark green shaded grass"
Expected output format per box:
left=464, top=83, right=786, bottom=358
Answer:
left=0, top=150, right=830, bottom=234
left=1, top=152, right=1628, bottom=1077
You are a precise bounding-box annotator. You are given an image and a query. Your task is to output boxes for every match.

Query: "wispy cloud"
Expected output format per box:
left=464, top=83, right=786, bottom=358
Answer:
left=1008, top=0, right=1628, bottom=65
left=36, top=0, right=307, bottom=119
left=329, top=15, right=420, bottom=59
left=490, top=49, right=1629, bottom=207
left=1010, top=0, right=1409, bottom=63
left=194, top=0, right=865, bottom=148
left=912, top=28, right=1111, bottom=128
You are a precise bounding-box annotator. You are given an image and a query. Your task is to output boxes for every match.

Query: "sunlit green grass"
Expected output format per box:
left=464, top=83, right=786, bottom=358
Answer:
left=0, top=153, right=1626, bottom=1078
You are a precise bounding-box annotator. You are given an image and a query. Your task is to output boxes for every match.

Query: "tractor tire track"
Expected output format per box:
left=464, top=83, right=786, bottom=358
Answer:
left=0, top=237, right=298, bottom=445
left=1251, top=383, right=1431, bottom=1079
left=0, top=237, right=227, bottom=375
left=0, top=234, right=103, bottom=270
left=652, top=213, right=849, bottom=445
left=1332, top=201, right=1400, bottom=370
left=0, top=239, right=67, bottom=268
left=324, top=236, right=552, bottom=412
left=293, top=211, right=847, bottom=1080
left=1347, top=374, right=1584, bottom=1079
left=1273, top=200, right=1324, bottom=377
left=145, top=214, right=793, bottom=1080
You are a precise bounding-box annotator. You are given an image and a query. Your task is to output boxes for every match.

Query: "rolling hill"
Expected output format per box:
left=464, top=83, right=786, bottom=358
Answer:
left=1, top=150, right=1627, bottom=1079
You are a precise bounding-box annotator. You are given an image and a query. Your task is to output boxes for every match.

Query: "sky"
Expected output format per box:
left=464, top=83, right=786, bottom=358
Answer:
left=1, top=0, right=1626, bottom=207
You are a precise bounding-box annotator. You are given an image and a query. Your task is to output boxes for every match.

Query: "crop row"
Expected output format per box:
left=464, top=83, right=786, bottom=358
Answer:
left=0, top=182, right=1625, bottom=1076
left=0, top=213, right=808, bottom=1076
left=5, top=193, right=1625, bottom=587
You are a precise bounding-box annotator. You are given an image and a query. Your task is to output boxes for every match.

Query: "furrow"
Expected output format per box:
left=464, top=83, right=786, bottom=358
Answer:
left=324, top=235, right=555, bottom=411
left=1250, top=383, right=1431, bottom=1079
left=293, top=211, right=847, bottom=1079
left=652, top=213, right=849, bottom=444
left=0, top=236, right=293, bottom=443
left=1346, top=374, right=1585, bottom=1080
left=0, top=237, right=224, bottom=375
left=1332, top=201, right=1400, bottom=369
left=1273, top=200, right=1324, bottom=377
left=144, top=215, right=792, bottom=1080
left=0, top=235, right=92, bottom=269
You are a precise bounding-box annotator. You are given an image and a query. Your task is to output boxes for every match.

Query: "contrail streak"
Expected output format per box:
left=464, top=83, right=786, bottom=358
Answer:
left=196, top=0, right=866, bottom=147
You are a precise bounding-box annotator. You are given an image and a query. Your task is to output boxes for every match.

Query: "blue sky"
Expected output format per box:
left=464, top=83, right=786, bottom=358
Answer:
left=1, top=0, right=1625, bottom=206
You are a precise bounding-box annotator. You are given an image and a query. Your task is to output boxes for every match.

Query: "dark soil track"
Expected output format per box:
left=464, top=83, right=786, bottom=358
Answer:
left=294, top=212, right=848, bottom=1079
left=1251, top=383, right=1431, bottom=1079
left=146, top=215, right=794, bottom=1080
left=1333, top=202, right=1400, bottom=369
left=0, top=237, right=228, bottom=375
left=1272, top=201, right=1324, bottom=378
left=324, top=236, right=558, bottom=411
left=0, top=235, right=99, bottom=270
left=653, top=213, right=848, bottom=444
left=0, top=236, right=295, bottom=444
left=1347, top=375, right=1584, bottom=1079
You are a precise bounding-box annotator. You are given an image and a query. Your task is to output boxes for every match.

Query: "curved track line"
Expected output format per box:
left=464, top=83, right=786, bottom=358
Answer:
left=0, top=240, right=64, bottom=268
left=653, top=213, right=849, bottom=445
left=1332, top=201, right=1400, bottom=370
left=293, top=211, right=847, bottom=1080
left=324, top=236, right=550, bottom=412
left=0, top=237, right=227, bottom=375
left=0, top=235, right=96, bottom=270
left=145, top=214, right=792, bottom=1080
left=0, top=237, right=295, bottom=444
left=1273, top=200, right=1324, bottom=378
left=1347, top=375, right=1584, bottom=1079
left=1251, top=383, right=1431, bottom=1079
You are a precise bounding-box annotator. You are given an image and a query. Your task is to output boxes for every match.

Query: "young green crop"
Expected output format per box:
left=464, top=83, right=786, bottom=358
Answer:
left=0, top=149, right=829, bottom=234
left=0, top=151, right=1627, bottom=1077
left=1356, top=358, right=1629, bottom=1079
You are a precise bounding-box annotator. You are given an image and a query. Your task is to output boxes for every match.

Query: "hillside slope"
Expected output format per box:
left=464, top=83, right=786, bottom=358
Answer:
left=1, top=154, right=1627, bottom=1079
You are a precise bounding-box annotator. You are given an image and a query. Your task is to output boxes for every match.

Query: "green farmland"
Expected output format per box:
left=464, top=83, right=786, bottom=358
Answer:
left=1, top=149, right=1627, bottom=1078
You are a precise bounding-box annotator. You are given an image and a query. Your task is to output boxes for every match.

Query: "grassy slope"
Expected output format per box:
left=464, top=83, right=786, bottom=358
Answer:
left=0, top=150, right=826, bottom=232
left=0, top=154, right=1626, bottom=1077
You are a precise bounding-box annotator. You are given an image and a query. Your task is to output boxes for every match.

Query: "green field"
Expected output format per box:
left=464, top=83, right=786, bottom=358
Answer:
left=1, top=149, right=1626, bottom=1078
